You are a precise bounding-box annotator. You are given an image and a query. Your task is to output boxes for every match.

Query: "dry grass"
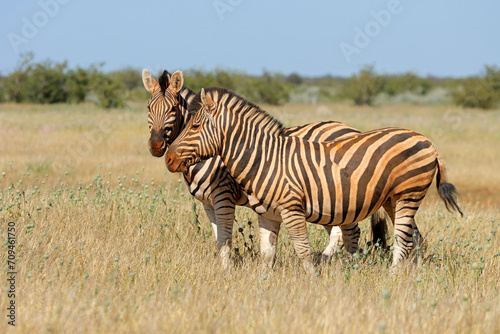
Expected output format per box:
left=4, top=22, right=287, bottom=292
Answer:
left=0, top=102, right=499, bottom=333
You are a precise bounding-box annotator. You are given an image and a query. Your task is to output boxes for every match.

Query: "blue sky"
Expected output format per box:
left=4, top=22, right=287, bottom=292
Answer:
left=1, top=0, right=499, bottom=77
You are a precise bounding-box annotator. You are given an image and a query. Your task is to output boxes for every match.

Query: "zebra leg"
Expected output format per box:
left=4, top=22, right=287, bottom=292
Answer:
left=392, top=199, right=422, bottom=268
left=258, top=216, right=281, bottom=269
left=321, top=225, right=343, bottom=260
left=213, top=198, right=236, bottom=270
left=340, top=223, right=361, bottom=257
left=411, top=220, right=424, bottom=266
left=202, top=201, right=234, bottom=270
left=370, top=208, right=390, bottom=249
left=280, top=209, right=315, bottom=274
left=202, top=203, right=218, bottom=240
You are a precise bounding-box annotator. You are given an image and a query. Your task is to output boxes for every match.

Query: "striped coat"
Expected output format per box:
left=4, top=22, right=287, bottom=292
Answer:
left=143, top=70, right=387, bottom=268
left=166, top=87, right=462, bottom=272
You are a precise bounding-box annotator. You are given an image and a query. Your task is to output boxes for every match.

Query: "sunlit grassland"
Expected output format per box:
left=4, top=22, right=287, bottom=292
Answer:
left=0, top=102, right=499, bottom=333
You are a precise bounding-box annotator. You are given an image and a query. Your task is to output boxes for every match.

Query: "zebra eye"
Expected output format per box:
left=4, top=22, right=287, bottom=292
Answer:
left=192, top=122, right=200, bottom=130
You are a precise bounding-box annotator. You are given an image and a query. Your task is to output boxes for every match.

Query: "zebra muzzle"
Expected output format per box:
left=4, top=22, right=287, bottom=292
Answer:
left=148, top=137, right=167, bottom=157
left=165, top=150, right=187, bottom=173
left=148, top=129, right=168, bottom=157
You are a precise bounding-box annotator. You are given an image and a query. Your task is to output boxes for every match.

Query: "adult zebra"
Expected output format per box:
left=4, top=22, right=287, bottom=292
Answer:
left=166, top=87, right=463, bottom=273
left=143, top=69, right=388, bottom=268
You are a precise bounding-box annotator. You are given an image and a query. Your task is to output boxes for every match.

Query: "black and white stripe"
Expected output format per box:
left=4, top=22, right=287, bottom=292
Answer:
left=166, top=87, right=463, bottom=272
left=143, top=70, right=387, bottom=268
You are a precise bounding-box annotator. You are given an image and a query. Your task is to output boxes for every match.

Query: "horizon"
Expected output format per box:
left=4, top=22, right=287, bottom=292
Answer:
left=4, top=53, right=497, bottom=80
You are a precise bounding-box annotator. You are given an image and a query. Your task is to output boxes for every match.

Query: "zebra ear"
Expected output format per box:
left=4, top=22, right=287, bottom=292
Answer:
left=142, top=69, right=159, bottom=94
left=200, top=88, right=216, bottom=112
left=200, top=88, right=207, bottom=106
left=169, top=70, right=184, bottom=94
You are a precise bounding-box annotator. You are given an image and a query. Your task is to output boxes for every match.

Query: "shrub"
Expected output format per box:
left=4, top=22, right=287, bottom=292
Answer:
left=24, top=60, right=69, bottom=103
left=67, top=67, right=92, bottom=103
left=243, top=71, right=291, bottom=105
left=381, top=72, right=433, bottom=96
left=1, top=53, right=123, bottom=108
left=109, top=67, right=148, bottom=101
left=184, top=68, right=237, bottom=92
left=184, top=68, right=291, bottom=105
left=285, top=73, right=303, bottom=85
left=339, top=65, right=384, bottom=106
left=452, top=65, right=500, bottom=109
left=92, top=75, right=123, bottom=108
left=0, top=75, right=7, bottom=102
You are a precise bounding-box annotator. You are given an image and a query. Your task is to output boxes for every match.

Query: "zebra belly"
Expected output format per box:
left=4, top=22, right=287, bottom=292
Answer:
left=303, top=200, right=376, bottom=226
left=299, top=158, right=388, bottom=226
left=244, top=192, right=282, bottom=222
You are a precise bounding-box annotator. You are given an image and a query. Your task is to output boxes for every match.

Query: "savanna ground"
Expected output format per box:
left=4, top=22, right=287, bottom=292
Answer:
left=0, top=102, right=499, bottom=333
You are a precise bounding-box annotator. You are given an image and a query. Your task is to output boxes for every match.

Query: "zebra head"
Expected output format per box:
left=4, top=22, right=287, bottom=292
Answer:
left=142, top=69, right=184, bottom=157
left=166, top=88, right=219, bottom=173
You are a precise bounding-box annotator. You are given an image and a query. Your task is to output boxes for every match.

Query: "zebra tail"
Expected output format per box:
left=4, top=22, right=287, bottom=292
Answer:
left=436, top=154, right=464, bottom=217
left=371, top=209, right=389, bottom=249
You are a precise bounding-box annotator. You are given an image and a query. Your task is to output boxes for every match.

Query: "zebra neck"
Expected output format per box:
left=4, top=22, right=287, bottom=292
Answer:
left=178, top=87, right=195, bottom=130
left=219, top=118, right=285, bottom=192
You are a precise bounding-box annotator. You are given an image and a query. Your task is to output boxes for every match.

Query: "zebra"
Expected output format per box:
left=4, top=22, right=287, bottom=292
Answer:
left=165, top=87, right=463, bottom=273
left=143, top=69, right=388, bottom=268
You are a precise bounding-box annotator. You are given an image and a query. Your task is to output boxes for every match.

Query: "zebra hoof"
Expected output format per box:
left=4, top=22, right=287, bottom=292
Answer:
left=320, top=253, right=333, bottom=264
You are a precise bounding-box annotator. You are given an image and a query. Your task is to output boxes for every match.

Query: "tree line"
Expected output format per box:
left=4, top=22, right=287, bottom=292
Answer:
left=1, top=54, right=499, bottom=109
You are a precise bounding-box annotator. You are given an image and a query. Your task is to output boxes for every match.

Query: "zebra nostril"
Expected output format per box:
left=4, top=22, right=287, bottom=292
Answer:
left=149, top=140, right=161, bottom=149
left=165, top=151, right=174, bottom=166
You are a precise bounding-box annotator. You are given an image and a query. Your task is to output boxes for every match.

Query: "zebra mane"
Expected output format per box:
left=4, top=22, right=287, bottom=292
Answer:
left=158, top=70, right=171, bottom=94
left=187, top=87, right=284, bottom=132
left=179, top=85, right=195, bottom=112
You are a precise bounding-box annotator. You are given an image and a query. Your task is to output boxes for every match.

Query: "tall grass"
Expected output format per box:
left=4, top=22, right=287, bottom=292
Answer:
left=0, top=103, right=499, bottom=333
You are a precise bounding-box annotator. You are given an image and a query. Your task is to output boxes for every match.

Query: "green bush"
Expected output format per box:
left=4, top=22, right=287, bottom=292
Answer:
left=245, top=71, right=291, bottom=105
left=285, top=73, right=303, bottom=85
left=452, top=66, right=500, bottom=109
left=0, top=53, right=123, bottom=108
left=184, top=68, right=237, bottom=92
left=25, top=60, right=69, bottom=103
left=338, top=67, right=435, bottom=106
left=2, top=55, right=498, bottom=110
left=2, top=54, right=69, bottom=103
left=108, top=67, right=148, bottom=101
left=339, top=65, right=384, bottom=106
left=184, top=68, right=291, bottom=105
left=2, top=53, right=34, bottom=103
left=381, top=72, right=433, bottom=96
left=67, top=67, right=92, bottom=103
left=0, top=75, right=7, bottom=102
left=92, top=75, right=123, bottom=108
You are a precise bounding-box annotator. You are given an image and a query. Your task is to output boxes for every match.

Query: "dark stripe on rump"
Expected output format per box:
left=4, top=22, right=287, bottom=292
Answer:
left=392, top=160, right=436, bottom=188
left=394, top=182, right=433, bottom=197
left=338, top=133, right=391, bottom=222
left=365, top=139, right=432, bottom=216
